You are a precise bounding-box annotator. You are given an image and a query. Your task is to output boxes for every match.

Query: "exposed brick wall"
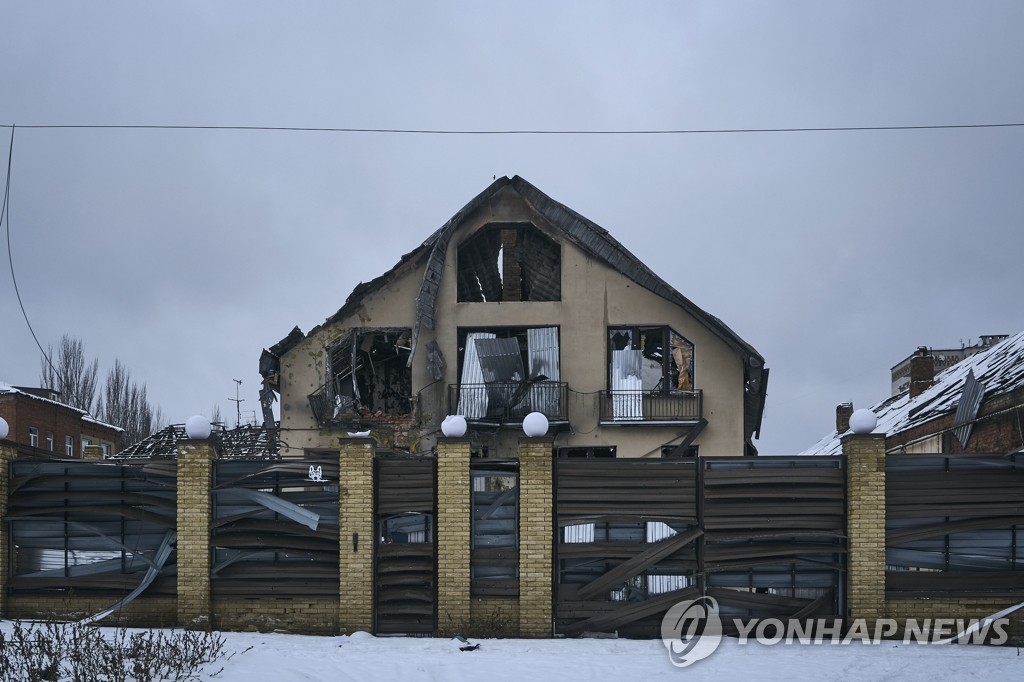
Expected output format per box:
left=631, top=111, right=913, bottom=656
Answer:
left=436, top=438, right=471, bottom=633
left=4, top=596, right=177, bottom=627
left=339, top=439, right=375, bottom=633
left=471, top=597, right=520, bottom=637
left=0, top=393, right=120, bottom=455
left=213, top=597, right=339, bottom=634
left=176, top=441, right=215, bottom=627
left=518, top=437, right=553, bottom=637
left=843, top=433, right=886, bottom=624
left=886, top=598, right=1024, bottom=642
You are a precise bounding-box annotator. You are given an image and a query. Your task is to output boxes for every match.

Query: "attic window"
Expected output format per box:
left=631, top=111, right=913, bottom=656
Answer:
left=456, top=223, right=560, bottom=302
left=326, top=329, right=412, bottom=416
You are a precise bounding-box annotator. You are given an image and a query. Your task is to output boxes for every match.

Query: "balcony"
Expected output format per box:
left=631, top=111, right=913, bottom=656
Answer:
left=307, top=384, right=417, bottom=429
left=447, top=382, right=568, bottom=425
left=599, top=390, right=703, bottom=425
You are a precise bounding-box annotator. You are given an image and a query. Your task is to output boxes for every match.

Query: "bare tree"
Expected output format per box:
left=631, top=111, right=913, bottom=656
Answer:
left=97, top=359, right=163, bottom=448
left=210, top=404, right=223, bottom=425
left=39, top=334, right=99, bottom=413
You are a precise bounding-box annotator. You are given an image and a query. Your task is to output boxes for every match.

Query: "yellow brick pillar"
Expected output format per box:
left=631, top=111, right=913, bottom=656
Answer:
left=518, top=437, right=554, bottom=637
left=339, top=438, right=375, bottom=634
left=0, top=442, right=18, bottom=618
left=176, top=440, right=216, bottom=627
left=83, top=444, right=104, bottom=461
left=842, top=433, right=886, bottom=627
left=436, top=438, right=471, bottom=633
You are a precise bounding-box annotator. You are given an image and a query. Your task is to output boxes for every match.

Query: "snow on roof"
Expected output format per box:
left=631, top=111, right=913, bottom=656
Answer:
left=1, top=381, right=123, bottom=432
left=802, top=330, right=1024, bottom=455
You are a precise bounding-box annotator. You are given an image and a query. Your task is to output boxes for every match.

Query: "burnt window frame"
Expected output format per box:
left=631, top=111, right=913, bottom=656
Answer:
left=325, top=327, right=413, bottom=416
left=606, top=325, right=695, bottom=395
left=456, top=222, right=561, bottom=303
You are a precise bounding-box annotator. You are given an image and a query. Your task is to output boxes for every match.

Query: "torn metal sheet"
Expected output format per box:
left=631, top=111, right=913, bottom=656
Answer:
left=953, top=369, right=985, bottom=448
left=458, top=332, right=496, bottom=418
left=527, top=327, right=560, bottom=414
left=214, top=488, right=320, bottom=531
left=78, top=530, right=176, bottom=626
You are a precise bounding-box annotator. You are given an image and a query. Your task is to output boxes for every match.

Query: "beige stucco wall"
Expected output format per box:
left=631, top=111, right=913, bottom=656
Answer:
left=278, top=186, right=749, bottom=458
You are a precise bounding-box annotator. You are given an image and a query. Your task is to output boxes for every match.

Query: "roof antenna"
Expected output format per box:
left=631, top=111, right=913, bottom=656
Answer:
left=230, top=379, right=244, bottom=427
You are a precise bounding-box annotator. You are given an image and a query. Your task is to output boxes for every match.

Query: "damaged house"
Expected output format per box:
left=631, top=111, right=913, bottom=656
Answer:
left=262, top=176, right=767, bottom=460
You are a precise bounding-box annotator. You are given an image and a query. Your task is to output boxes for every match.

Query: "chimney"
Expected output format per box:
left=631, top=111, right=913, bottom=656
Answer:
left=909, top=346, right=935, bottom=398
left=836, top=403, right=854, bottom=433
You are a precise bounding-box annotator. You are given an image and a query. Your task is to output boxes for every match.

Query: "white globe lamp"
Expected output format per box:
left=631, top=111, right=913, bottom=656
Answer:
left=523, top=412, right=549, bottom=438
left=0, top=416, right=8, bottom=440
left=441, top=415, right=467, bottom=438
left=185, top=414, right=212, bottom=440
left=849, top=409, right=877, bottom=435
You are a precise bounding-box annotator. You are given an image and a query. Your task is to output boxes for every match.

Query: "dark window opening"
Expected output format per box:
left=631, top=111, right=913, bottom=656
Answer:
left=327, top=329, right=412, bottom=416
left=557, top=447, right=616, bottom=459
left=608, top=326, right=694, bottom=394
left=661, top=444, right=699, bottom=458
left=457, top=223, right=561, bottom=302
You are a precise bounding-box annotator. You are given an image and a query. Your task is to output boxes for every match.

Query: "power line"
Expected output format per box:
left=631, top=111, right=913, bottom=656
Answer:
left=0, top=122, right=1022, bottom=135
left=2, top=125, right=58, bottom=377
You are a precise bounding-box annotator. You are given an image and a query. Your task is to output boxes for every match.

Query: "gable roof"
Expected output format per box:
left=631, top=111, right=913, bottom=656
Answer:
left=275, top=176, right=765, bottom=367
left=803, top=330, right=1024, bottom=455
left=266, top=176, right=768, bottom=444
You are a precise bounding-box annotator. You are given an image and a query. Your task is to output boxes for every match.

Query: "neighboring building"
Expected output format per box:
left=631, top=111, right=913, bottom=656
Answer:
left=262, top=176, right=768, bottom=459
left=805, top=330, right=1024, bottom=455
left=0, top=382, right=122, bottom=457
left=889, top=334, right=1008, bottom=395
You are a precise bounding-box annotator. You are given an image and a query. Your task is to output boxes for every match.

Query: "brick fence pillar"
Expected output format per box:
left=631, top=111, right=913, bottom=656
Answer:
left=436, top=438, right=471, bottom=633
left=339, top=438, right=375, bottom=634
left=518, top=437, right=554, bottom=637
left=0, top=442, right=17, bottom=617
left=842, top=433, right=886, bottom=627
left=176, top=440, right=216, bottom=627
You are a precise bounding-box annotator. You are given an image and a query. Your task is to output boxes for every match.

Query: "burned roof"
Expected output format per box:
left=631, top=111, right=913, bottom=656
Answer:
left=111, top=422, right=280, bottom=460
left=803, top=330, right=1024, bottom=455
left=285, top=176, right=765, bottom=369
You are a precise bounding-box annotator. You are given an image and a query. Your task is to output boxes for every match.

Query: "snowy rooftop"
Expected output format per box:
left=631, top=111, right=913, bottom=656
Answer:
left=0, top=381, right=122, bottom=432
left=802, top=330, right=1024, bottom=455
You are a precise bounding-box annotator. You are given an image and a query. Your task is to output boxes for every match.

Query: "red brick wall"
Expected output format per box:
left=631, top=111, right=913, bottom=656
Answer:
left=0, top=394, right=120, bottom=456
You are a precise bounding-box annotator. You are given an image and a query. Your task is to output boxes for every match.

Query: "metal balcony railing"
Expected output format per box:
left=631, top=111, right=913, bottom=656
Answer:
left=448, top=382, right=568, bottom=422
left=599, top=390, right=703, bottom=423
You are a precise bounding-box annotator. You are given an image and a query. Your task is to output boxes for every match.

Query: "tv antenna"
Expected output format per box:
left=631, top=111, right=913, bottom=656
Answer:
left=229, top=379, right=244, bottom=427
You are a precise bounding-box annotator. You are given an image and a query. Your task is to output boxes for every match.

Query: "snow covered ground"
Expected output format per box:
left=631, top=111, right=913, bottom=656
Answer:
left=191, top=630, right=1020, bottom=681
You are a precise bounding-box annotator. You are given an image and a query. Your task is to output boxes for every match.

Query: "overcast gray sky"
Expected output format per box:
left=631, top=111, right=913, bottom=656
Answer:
left=2, top=1, right=1022, bottom=454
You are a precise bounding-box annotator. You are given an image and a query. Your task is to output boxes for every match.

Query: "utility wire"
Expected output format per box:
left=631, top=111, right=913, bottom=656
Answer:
left=1, top=122, right=1023, bottom=135
left=2, top=124, right=58, bottom=377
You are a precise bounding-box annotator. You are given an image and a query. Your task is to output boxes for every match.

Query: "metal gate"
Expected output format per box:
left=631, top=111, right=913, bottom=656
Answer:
left=554, top=456, right=846, bottom=636
left=374, top=455, right=436, bottom=634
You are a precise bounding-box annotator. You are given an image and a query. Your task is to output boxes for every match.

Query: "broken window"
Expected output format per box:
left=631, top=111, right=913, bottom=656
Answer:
left=456, top=223, right=561, bottom=302
left=326, top=329, right=412, bottom=417
left=608, top=326, right=694, bottom=421
left=456, top=327, right=561, bottom=420
left=471, top=463, right=519, bottom=596
left=557, top=447, right=616, bottom=459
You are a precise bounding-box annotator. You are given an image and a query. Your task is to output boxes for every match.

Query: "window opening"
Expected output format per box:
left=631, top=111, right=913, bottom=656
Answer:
left=456, top=223, right=561, bottom=302
left=326, top=329, right=412, bottom=416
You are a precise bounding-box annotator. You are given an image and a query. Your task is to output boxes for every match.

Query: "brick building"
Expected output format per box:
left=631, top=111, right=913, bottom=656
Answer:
left=805, top=330, right=1024, bottom=455
left=0, top=382, right=122, bottom=457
